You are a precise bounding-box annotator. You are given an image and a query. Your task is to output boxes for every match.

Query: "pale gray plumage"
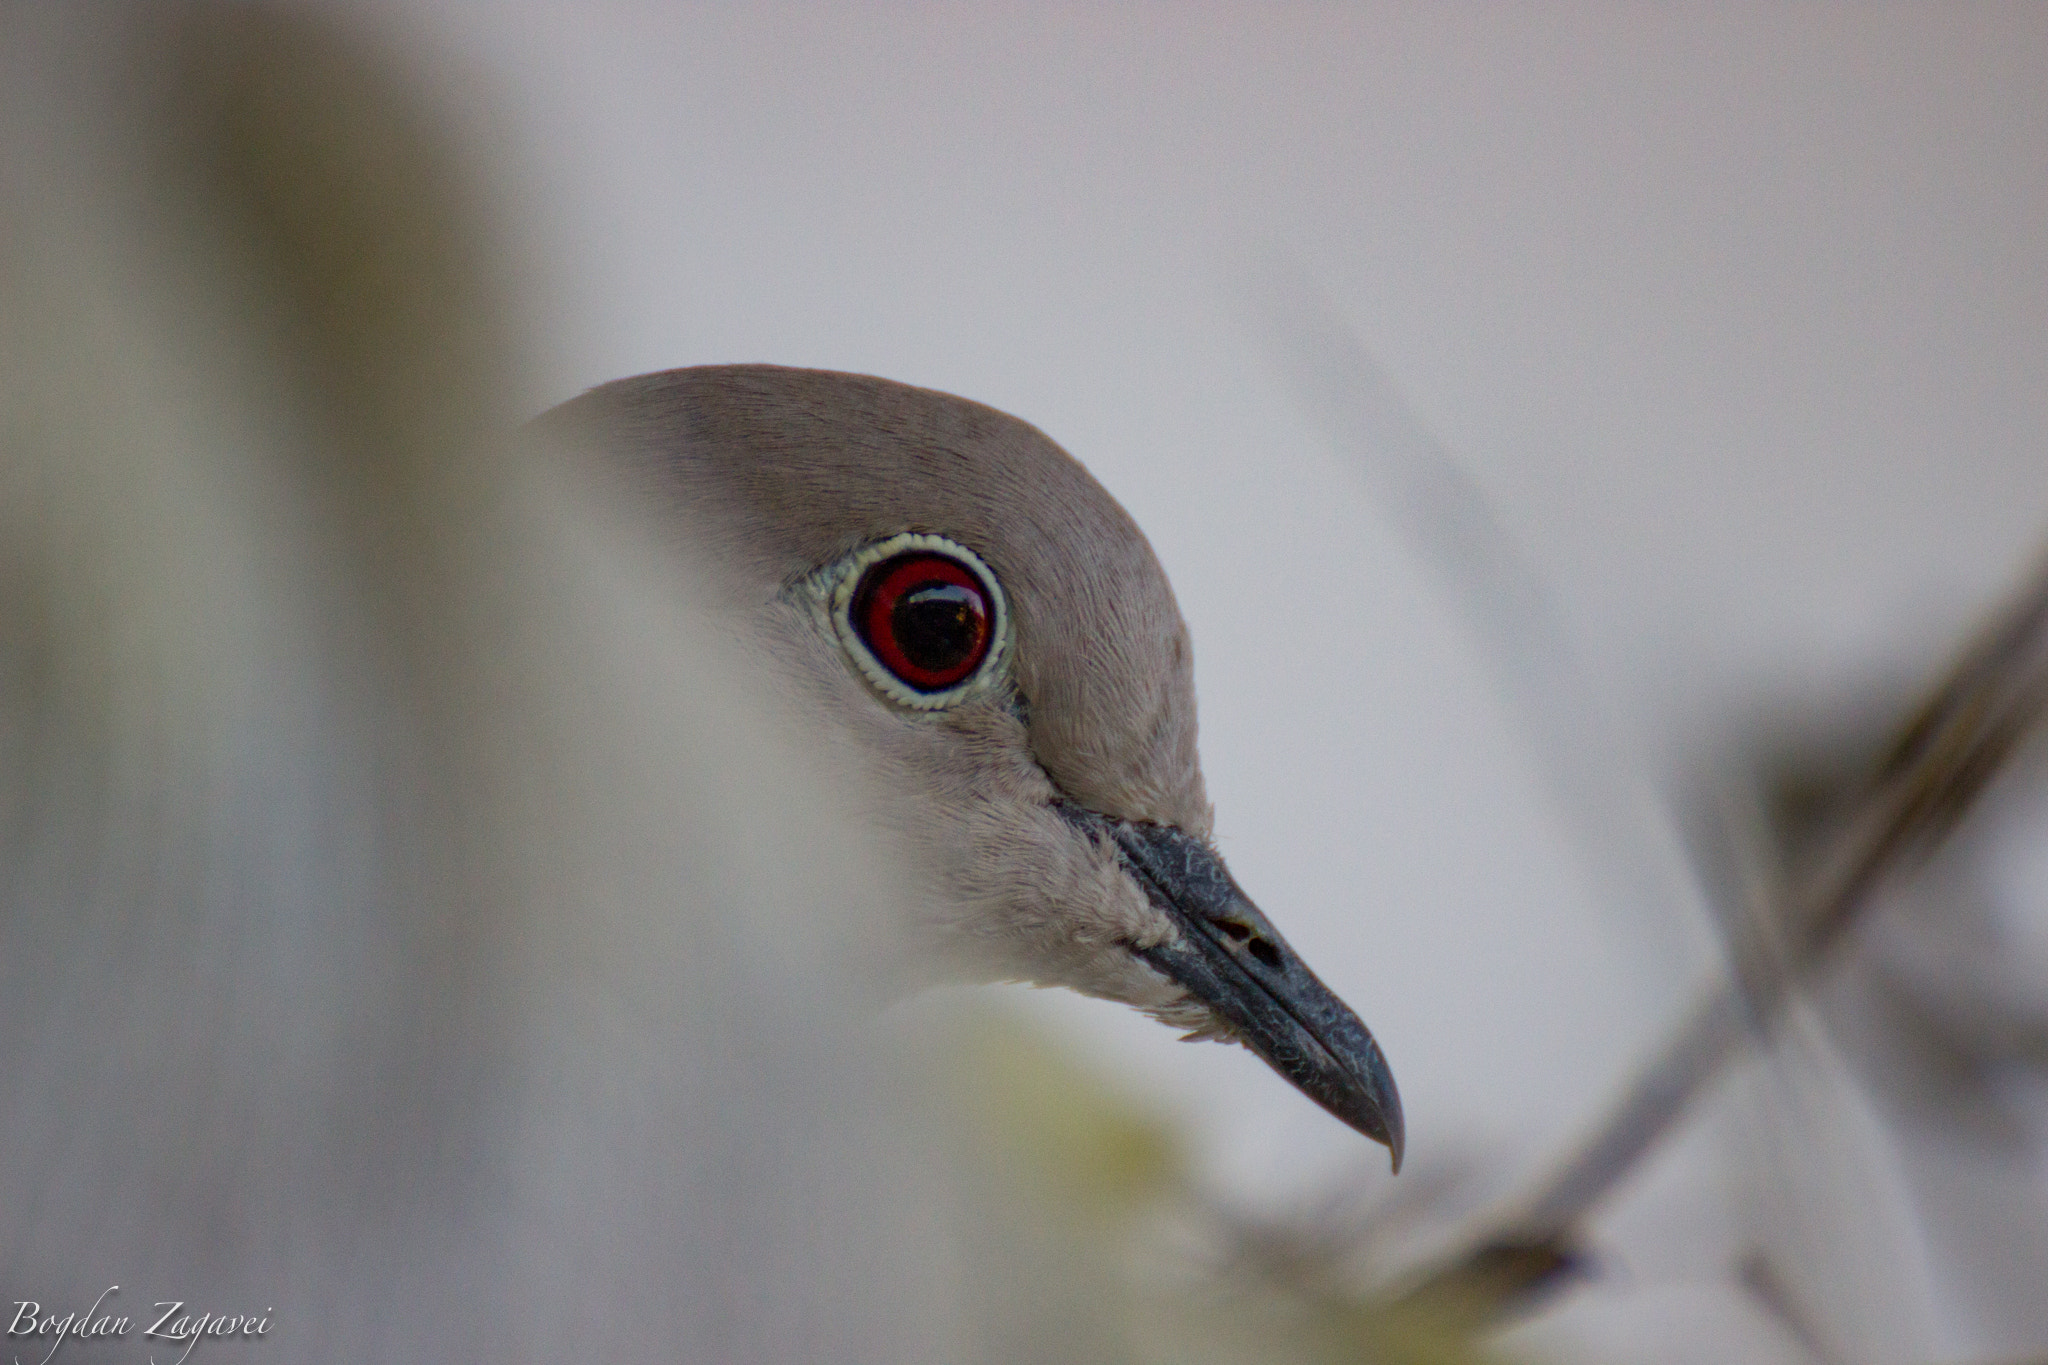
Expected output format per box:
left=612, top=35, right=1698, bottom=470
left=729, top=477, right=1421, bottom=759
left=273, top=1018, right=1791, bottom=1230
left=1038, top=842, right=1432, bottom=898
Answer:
left=547, top=364, right=1404, bottom=1164
left=545, top=368, right=1200, bottom=1001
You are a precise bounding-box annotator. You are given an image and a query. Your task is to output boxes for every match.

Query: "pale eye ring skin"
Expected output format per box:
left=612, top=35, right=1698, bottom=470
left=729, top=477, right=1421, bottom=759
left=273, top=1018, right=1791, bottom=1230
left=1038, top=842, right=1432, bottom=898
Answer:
left=827, top=533, right=1012, bottom=710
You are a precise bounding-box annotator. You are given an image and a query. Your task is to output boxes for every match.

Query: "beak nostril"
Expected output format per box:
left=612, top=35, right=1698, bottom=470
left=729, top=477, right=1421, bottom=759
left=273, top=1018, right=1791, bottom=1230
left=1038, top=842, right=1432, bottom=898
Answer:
left=1210, top=918, right=1283, bottom=969
left=1108, top=817, right=1401, bottom=1162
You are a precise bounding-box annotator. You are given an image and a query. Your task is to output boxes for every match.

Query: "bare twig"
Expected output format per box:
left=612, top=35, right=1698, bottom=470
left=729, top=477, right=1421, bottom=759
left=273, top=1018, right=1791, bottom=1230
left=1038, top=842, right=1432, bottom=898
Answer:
left=1244, top=275, right=2048, bottom=1324
left=1401, top=547, right=2048, bottom=1313
left=1737, top=1248, right=1851, bottom=1365
left=1246, top=264, right=1697, bottom=980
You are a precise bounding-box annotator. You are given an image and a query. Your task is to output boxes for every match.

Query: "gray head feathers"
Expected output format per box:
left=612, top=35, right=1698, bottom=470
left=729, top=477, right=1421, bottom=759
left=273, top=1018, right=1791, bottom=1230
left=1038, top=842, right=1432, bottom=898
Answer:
left=549, top=364, right=1209, bottom=833
left=545, top=366, right=1209, bottom=1012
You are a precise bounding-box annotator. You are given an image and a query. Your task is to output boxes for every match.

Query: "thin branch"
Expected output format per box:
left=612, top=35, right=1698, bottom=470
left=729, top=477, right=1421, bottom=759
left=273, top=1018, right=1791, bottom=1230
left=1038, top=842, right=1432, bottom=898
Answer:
left=1244, top=263, right=1703, bottom=974
left=1401, top=548, right=2048, bottom=1312
left=1737, top=1249, right=1851, bottom=1365
left=1243, top=276, right=2048, bottom=1321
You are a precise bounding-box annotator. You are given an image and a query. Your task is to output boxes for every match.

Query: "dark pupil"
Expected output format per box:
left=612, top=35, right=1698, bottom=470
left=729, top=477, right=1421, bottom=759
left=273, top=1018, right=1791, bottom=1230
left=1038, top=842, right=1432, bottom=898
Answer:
left=892, top=582, right=982, bottom=672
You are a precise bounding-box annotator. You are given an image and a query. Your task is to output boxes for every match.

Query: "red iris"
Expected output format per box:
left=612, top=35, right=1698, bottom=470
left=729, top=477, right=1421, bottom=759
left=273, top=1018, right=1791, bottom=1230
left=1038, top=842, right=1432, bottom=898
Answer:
left=851, top=551, right=994, bottom=692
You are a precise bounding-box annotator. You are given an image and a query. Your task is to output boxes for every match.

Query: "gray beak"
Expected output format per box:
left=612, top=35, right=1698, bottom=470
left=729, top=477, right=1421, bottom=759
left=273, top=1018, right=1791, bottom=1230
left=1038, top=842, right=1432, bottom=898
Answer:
left=1110, top=819, right=1405, bottom=1172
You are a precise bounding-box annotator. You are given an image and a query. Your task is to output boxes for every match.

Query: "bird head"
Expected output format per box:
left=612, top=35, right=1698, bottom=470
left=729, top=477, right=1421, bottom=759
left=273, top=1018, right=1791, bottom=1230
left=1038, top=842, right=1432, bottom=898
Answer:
left=544, top=364, right=1403, bottom=1170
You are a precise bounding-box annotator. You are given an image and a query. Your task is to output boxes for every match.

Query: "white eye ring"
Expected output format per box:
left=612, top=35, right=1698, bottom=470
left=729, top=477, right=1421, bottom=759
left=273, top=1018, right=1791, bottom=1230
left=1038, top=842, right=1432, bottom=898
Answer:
left=817, top=532, right=1012, bottom=711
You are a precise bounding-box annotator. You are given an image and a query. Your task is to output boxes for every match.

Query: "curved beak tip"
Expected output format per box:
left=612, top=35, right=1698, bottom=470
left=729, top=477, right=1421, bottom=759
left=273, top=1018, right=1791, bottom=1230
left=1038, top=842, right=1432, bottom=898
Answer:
left=1377, top=1072, right=1406, bottom=1175
left=1102, top=817, right=1410, bottom=1175
left=1333, top=1035, right=1404, bottom=1173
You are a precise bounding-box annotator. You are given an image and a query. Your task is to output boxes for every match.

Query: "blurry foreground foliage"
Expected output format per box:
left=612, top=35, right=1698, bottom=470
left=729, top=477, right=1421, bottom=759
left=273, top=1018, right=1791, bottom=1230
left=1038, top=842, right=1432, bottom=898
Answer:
left=944, top=1007, right=1504, bottom=1365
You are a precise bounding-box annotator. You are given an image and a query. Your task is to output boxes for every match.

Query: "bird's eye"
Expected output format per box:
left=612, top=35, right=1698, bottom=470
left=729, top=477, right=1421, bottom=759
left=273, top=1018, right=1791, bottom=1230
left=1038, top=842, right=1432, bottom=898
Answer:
left=853, top=553, right=992, bottom=690
left=824, top=533, right=1011, bottom=710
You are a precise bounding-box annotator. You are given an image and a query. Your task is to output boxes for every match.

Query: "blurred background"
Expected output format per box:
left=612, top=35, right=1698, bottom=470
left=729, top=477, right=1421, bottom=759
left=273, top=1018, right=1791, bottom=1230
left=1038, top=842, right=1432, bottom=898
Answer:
left=5, top=4, right=2046, bottom=1362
